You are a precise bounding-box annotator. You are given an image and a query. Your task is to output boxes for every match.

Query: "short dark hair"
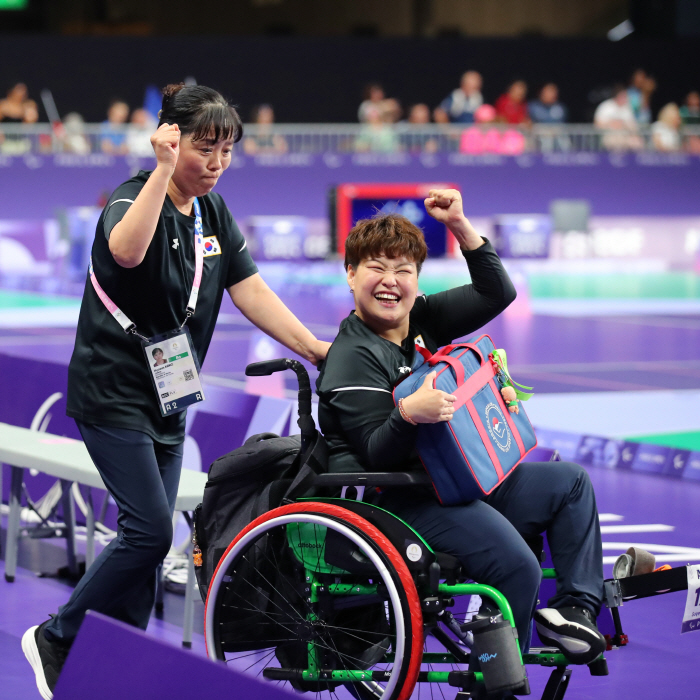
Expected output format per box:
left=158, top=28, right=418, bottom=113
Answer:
left=158, top=84, right=243, bottom=144
left=344, top=214, right=428, bottom=274
left=152, top=347, right=163, bottom=358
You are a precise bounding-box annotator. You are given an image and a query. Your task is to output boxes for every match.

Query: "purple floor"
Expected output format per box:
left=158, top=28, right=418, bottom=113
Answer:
left=2, top=294, right=700, bottom=396
left=2, top=283, right=700, bottom=698
left=3, top=465, right=698, bottom=699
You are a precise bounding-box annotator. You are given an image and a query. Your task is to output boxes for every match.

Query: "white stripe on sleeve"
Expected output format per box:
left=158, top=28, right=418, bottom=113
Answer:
left=108, top=199, right=135, bottom=208
left=331, top=386, right=392, bottom=394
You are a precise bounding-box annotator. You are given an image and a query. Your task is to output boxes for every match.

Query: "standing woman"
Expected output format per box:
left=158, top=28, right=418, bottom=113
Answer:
left=23, top=84, right=329, bottom=699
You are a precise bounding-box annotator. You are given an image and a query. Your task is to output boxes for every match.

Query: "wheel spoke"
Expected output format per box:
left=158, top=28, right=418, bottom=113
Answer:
left=209, top=510, right=418, bottom=700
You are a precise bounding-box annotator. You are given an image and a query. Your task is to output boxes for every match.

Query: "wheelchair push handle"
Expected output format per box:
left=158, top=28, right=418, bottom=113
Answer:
left=245, top=358, right=314, bottom=441
left=245, top=359, right=293, bottom=377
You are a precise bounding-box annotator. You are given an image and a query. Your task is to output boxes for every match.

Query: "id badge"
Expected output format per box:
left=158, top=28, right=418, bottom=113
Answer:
left=144, top=327, right=205, bottom=417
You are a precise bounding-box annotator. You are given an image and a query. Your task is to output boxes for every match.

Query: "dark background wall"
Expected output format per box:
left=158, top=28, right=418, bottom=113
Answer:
left=1, top=35, right=699, bottom=123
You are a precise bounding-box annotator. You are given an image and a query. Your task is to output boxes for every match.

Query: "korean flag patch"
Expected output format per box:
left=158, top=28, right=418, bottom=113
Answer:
left=202, top=236, right=221, bottom=257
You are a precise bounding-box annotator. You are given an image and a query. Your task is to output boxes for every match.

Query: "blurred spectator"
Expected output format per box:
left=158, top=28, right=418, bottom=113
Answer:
left=243, top=104, right=288, bottom=155
left=355, top=103, right=399, bottom=153
left=408, top=103, right=431, bottom=124
left=680, top=91, right=700, bottom=125
left=403, top=103, right=438, bottom=153
left=528, top=83, right=568, bottom=123
left=529, top=83, right=569, bottom=151
left=627, top=69, right=655, bottom=125
left=0, top=82, right=38, bottom=124
left=358, top=84, right=402, bottom=126
left=0, top=82, right=38, bottom=154
left=100, top=100, right=130, bottom=155
left=434, top=71, right=483, bottom=124
left=680, top=91, right=700, bottom=154
left=382, top=98, right=402, bottom=124
left=127, top=108, right=158, bottom=157
left=495, top=81, right=530, bottom=125
left=594, top=85, right=642, bottom=151
left=459, top=104, right=525, bottom=155
left=358, top=83, right=386, bottom=123
left=651, top=103, right=682, bottom=152
left=61, top=112, right=90, bottom=155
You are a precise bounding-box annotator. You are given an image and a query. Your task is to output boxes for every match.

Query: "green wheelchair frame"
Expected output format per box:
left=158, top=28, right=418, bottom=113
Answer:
left=203, top=359, right=689, bottom=700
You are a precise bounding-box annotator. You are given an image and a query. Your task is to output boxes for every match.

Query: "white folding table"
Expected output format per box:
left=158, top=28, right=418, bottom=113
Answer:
left=0, top=422, right=206, bottom=646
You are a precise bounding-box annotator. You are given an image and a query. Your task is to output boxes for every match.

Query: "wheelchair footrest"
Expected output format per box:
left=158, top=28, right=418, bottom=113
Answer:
left=263, top=667, right=392, bottom=683
left=587, top=656, right=609, bottom=676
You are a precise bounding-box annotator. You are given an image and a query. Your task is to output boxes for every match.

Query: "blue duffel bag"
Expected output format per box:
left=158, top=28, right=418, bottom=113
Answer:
left=393, top=334, right=537, bottom=506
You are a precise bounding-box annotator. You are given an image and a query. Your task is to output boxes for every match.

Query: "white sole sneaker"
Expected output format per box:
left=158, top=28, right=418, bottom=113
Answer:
left=534, top=607, right=606, bottom=664
left=21, top=626, right=54, bottom=700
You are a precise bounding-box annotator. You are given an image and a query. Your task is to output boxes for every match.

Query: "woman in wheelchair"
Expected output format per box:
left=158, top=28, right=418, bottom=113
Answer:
left=315, top=189, right=607, bottom=666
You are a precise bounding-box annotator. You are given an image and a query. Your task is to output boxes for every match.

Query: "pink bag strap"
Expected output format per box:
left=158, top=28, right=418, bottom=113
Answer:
left=428, top=343, right=486, bottom=387
left=452, top=361, right=497, bottom=410
left=430, top=354, right=465, bottom=385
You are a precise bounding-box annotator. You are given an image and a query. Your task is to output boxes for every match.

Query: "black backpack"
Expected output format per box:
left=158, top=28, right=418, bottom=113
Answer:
left=193, top=427, right=328, bottom=604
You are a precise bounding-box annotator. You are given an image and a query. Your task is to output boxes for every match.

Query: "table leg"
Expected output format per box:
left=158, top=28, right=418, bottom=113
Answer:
left=155, top=563, right=164, bottom=612
left=4, top=465, right=23, bottom=583
left=85, top=487, right=95, bottom=569
left=182, top=549, right=195, bottom=648
left=60, top=479, right=79, bottom=578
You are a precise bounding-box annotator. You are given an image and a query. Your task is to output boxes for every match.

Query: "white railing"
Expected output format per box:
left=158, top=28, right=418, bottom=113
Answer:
left=1, top=123, right=699, bottom=156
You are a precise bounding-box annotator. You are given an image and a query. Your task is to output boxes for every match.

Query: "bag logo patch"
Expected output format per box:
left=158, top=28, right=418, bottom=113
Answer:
left=485, top=402, right=512, bottom=452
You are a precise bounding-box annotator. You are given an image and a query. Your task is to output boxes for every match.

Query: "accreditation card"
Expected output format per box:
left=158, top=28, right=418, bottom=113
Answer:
left=144, top=327, right=205, bottom=417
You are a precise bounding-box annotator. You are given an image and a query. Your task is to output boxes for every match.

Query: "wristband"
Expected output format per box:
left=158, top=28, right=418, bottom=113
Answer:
left=398, top=398, right=418, bottom=425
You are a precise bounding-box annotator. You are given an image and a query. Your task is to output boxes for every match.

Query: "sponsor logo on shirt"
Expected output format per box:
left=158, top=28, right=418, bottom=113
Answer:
left=202, top=235, right=222, bottom=257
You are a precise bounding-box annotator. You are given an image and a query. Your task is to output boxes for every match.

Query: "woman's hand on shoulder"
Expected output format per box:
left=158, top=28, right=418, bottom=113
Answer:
left=308, top=340, right=332, bottom=367
left=400, top=371, right=456, bottom=424
left=150, top=123, right=180, bottom=172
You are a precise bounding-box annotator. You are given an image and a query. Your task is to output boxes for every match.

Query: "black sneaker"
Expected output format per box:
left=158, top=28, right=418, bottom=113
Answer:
left=534, top=606, right=606, bottom=665
left=21, top=620, right=71, bottom=700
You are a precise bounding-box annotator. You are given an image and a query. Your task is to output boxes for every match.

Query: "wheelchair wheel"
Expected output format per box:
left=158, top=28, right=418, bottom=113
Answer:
left=205, top=502, right=423, bottom=700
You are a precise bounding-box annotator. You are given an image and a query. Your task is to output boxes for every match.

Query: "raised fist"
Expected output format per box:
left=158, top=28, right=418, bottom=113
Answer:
left=150, top=123, right=180, bottom=170
left=425, top=188, right=465, bottom=228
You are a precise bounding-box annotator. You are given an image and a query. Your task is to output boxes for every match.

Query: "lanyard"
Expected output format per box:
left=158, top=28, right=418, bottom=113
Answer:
left=90, top=197, right=205, bottom=341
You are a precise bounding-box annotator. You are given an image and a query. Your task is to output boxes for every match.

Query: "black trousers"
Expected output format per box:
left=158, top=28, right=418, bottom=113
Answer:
left=45, top=422, right=183, bottom=643
left=378, top=461, right=604, bottom=651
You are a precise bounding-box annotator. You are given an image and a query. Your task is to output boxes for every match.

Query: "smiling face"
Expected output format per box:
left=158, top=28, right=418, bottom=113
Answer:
left=171, top=131, right=233, bottom=198
left=347, top=255, right=419, bottom=343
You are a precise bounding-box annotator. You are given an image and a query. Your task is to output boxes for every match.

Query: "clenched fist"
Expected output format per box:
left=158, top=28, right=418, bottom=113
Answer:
left=425, top=188, right=465, bottom=228
left=150, top=123, right=180, bottom=171
left=425, top=188, right=484, bottom=251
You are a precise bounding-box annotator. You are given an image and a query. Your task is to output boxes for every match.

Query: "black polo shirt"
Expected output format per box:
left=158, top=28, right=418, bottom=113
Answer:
left=316, top=240, right=516, bottom=473
left=67, top=170, right=258, bottom=443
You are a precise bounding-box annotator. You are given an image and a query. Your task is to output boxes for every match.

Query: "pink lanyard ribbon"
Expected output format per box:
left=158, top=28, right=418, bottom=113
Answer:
left=90, top=197, right=205, bottom=338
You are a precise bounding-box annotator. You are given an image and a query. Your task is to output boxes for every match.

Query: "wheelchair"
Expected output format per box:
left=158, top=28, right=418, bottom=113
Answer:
left=201, top=359, right=689, bottom=700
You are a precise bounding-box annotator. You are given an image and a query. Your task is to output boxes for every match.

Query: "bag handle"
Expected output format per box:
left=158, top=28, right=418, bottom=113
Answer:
left=427, top=343, right=485, bottom=386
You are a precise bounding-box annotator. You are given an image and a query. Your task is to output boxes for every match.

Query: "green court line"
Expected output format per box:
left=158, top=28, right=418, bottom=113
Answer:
left=625, top=431, right=700, bottom=452
left=270, top=272, right=700, bottom=301
left=0, top=290, right=80, bottom=309
left=528, top=273, right=700, bottom=300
